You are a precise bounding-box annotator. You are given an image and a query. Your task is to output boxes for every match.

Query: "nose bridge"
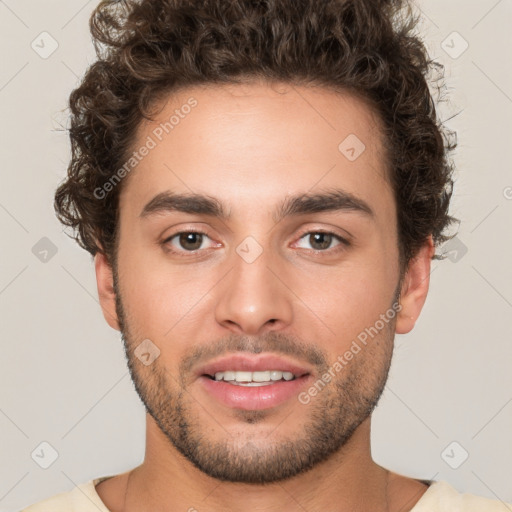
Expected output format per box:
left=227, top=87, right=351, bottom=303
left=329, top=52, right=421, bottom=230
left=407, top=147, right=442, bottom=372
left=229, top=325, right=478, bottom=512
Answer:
left=214, top=236, right=293, bottom=334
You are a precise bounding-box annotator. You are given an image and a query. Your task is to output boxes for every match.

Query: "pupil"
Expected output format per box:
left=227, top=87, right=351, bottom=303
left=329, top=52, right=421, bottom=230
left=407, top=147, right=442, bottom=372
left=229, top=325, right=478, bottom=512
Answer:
left=310, top=233, right=331, bottom=250
left=180, top=233, right=202, bottom=251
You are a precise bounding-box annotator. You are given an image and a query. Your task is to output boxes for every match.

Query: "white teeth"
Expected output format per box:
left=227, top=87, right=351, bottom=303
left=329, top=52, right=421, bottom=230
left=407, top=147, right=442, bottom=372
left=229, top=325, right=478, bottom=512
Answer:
left=235, top=371, right=252, bottom=382
left=212, top=370, right=297, bottom=383
left=253, top=371, right=271, bottom=382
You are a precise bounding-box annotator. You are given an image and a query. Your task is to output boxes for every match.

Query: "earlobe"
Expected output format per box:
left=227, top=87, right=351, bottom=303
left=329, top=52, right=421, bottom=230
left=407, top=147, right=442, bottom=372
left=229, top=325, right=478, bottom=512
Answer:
left=395, top=235, right=435, bottom=334
left=94, top=251, right=121, bottom=331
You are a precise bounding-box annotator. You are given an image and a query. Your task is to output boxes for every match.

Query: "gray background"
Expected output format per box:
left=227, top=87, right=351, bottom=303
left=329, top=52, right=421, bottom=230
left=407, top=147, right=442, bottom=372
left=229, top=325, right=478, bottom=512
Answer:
left=1, top=0, right=511, bottom=510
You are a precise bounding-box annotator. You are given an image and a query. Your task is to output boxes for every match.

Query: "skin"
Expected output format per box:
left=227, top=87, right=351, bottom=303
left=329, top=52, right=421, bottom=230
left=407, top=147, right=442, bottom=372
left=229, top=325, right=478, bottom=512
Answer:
left=94, top=81, right=435, bottom=512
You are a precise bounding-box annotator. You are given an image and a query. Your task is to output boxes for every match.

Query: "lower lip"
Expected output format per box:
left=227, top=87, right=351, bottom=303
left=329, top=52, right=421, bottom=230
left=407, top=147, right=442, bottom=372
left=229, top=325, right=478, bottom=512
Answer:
left=198, top=375, right=312, bottom=410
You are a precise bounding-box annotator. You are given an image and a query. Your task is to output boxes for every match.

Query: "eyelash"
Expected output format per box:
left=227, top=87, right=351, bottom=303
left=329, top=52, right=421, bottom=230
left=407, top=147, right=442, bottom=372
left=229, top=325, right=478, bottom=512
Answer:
left=161, top=229, right=350, bottom=258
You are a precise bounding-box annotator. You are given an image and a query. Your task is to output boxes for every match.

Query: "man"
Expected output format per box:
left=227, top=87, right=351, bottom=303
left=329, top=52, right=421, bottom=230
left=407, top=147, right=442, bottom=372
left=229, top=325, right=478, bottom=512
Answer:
left=21, top=0, right=511, bottom=510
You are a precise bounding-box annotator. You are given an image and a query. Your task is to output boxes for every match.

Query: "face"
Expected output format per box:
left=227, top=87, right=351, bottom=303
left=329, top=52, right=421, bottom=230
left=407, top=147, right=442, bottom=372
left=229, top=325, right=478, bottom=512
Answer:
left=97, top=81, right=431, bottom=484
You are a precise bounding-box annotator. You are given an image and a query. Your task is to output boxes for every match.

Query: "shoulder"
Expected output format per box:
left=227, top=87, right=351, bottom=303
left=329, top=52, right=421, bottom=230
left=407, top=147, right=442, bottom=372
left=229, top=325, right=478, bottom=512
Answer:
left=412, top=480, right=512, bottom=512
left=19, top=476, right=112, bottom=512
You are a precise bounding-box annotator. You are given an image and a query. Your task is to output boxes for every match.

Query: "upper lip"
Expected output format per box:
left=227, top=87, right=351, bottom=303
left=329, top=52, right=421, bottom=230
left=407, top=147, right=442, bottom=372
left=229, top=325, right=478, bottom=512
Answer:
left=196, top=353, right=312, bottom=378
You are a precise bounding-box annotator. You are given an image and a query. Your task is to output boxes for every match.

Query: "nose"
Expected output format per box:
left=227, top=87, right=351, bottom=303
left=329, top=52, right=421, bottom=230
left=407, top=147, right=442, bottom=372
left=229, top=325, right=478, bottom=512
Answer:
left=214, top=243, right=294, bottom=336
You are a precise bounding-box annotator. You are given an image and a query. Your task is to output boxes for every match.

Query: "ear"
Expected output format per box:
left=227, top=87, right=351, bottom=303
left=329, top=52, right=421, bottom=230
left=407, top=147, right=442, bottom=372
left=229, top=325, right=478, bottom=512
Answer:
left=395, top=235, right=435, bottom=334
left=94, top=251, right=121, bottom=331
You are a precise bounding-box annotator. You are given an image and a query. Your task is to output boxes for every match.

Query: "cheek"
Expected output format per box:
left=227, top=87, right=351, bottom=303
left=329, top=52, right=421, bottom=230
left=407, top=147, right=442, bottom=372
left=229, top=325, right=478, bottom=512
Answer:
left=288, top=258, right=397, bottom=348
left=118, top=251, right=218, bottom=339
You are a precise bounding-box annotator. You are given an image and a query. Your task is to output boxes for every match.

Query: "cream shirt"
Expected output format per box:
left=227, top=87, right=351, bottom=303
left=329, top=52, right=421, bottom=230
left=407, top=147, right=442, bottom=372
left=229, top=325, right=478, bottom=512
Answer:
left=20, top=476, right=512, bottom=511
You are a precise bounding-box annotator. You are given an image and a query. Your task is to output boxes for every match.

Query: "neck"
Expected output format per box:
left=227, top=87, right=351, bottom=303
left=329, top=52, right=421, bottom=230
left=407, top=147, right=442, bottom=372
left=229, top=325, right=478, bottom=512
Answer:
left=122, top=416, right=397, bottom=512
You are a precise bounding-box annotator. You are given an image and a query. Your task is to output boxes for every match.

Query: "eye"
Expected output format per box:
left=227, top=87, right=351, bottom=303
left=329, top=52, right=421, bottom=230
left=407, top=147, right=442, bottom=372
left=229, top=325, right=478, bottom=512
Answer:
left=163, top=231, right=215, bottom=255
left=294, top=230, right=349, bottom=252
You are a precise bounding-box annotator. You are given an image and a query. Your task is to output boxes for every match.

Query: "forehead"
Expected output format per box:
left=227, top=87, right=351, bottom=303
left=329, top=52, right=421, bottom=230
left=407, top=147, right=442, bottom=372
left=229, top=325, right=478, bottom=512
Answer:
left=118, top=81, right=392, bottom=221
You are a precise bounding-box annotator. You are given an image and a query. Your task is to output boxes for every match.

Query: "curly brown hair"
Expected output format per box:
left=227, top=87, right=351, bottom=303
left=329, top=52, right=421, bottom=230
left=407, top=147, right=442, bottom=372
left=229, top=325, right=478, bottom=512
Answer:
left=54, top=0, right=458, bottom=273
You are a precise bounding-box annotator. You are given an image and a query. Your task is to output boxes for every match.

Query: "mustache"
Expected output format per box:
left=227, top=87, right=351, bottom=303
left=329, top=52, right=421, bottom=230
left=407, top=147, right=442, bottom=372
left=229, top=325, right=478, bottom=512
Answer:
left=179, top=331, right=329, bottom=376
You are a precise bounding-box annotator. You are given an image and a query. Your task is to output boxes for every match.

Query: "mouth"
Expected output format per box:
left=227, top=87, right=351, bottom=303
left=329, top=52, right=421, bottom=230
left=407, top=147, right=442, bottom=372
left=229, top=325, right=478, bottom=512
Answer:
left=196, top=354, right=313, bottom=410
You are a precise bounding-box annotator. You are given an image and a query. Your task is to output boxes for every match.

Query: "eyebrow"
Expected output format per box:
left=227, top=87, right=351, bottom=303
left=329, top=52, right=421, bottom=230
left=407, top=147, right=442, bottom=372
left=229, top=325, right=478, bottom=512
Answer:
left=139, top=188, right=374, bottom=223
